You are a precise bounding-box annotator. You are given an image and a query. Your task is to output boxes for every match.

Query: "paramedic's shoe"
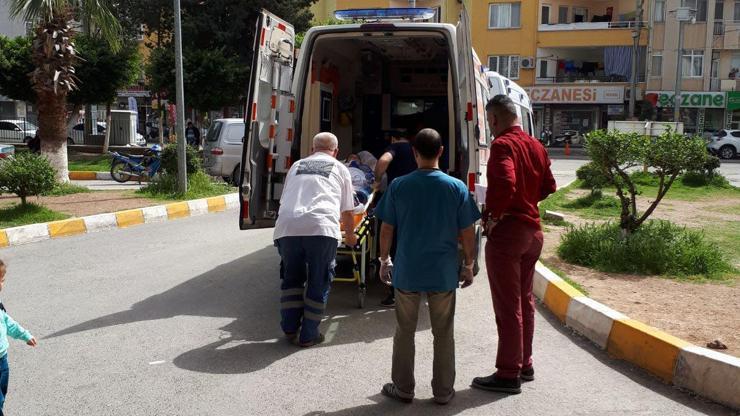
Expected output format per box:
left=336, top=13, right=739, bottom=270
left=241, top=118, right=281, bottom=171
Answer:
left=284, top=332, right=298, bottom=344
left=381, top=383, right=413, bottom=403
left=433, top=389, right=455, bottom=405
left=380, top=294, right=395, bottom=307
left=520, top=367, right=535, bottom=382
left=299, top=333, right=324, bottom=348
left=471, top=374, right=522, bottom=394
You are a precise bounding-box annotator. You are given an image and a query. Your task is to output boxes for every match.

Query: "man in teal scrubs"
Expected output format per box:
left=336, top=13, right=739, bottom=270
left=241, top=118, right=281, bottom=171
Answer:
left=375, top=128, right=480, bottom=405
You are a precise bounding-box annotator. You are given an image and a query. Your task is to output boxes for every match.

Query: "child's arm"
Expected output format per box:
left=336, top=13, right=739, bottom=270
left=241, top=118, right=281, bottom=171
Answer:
left=3, top=312, right=35, bottom=346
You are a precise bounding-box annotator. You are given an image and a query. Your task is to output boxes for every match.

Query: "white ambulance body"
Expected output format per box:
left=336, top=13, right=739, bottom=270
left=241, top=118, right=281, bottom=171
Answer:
left=238, top=8, right=534, bottom=260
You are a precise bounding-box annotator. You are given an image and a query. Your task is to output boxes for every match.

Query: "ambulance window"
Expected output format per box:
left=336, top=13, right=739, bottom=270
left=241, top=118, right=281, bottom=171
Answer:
left=520, top=106, right=533, bottom=136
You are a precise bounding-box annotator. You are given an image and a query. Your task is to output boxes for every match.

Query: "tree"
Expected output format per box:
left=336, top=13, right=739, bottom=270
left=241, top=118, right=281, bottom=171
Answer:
left=585, top=130, right=707, bottom=235
left=143, top=0, right=316, bottom=111
left=147, top=46, right=248, bottom=111
left=8, top=0, right=122, bottom=182
left=0, top=36, right=36, bottom=103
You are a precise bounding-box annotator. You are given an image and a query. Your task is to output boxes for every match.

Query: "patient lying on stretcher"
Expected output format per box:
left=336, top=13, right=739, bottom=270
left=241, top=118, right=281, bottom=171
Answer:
left=346, top=152, right=376, bottom=208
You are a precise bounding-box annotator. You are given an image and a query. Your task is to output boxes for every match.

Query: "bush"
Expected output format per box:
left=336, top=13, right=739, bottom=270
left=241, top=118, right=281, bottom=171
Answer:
left=160, top=144, right=202, bottom=176
left=137, top=170, right=233, bottom=200
left=681, top=156, right=727, bottom=187
left=576, top=162, right=611, bottom=192
left=558, top=221, right=733, bottom=278
left=0, top=153, right=56, bottom=205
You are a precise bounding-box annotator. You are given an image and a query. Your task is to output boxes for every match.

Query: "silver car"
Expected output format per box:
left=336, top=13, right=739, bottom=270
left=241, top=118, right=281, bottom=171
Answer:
left=0, top=120, right=37, bottom=144
left=203, top=119, right=245, bottom=184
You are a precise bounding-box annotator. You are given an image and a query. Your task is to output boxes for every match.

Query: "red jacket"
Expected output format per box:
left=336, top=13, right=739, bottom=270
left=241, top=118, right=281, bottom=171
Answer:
left=484, top=126, right=557, bottom=229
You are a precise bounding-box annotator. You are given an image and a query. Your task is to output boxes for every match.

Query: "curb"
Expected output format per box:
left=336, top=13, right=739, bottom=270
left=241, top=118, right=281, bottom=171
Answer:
left=0, top=193, right=239, bottom=249
left=69, top=171, right=112, bottom=181
left=534, top=262, right=740, bottom=410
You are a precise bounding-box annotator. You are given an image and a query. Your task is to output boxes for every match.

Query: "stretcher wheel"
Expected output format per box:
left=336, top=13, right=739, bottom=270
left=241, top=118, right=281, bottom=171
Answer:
left=358, top=285, right=366, bottom=308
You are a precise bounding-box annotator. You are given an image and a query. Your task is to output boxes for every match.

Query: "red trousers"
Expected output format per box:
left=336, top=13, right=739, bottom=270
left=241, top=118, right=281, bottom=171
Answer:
left=485, top=217, right=544, bottom=379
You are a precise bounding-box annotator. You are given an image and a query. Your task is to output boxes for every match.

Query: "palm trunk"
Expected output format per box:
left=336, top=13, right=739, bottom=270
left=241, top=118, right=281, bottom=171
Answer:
left=37, top=91, right=70, bottom=182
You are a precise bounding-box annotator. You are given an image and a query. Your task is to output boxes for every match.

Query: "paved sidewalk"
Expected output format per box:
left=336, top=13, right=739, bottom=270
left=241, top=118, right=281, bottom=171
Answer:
left=72, top=179, right=144, bottom=191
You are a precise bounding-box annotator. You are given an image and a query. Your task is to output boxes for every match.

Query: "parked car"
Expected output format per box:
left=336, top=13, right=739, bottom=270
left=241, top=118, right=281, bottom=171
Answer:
left=203, top=118, right=244, bottom=184
left=0, top=120, right=37, bottom=144
left=708, top=129, right=740, bottom=159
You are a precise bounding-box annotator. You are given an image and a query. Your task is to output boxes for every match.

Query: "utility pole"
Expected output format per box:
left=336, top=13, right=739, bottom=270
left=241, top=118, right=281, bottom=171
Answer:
left=674, top=7, right=695, bottom=123
left=629, top=0, right=644, bottom=119
left=174, top=0, right=188, bottom=193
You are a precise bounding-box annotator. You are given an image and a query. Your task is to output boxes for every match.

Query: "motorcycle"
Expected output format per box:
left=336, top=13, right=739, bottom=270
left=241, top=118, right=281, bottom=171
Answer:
left=552, top=130, right=582, bottom=147
left=109, top=144, right=162, bottom=183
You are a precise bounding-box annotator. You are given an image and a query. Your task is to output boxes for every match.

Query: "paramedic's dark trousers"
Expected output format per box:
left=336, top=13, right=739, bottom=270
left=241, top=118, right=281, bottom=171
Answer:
left=393, top=289, right=456, bottom=399
left=276, top=236, right=337, bottom=344
left=485, top=217, right=544, bottom=379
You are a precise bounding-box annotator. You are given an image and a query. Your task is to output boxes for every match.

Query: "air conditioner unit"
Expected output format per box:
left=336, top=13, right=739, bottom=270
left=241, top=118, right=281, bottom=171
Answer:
left=520, top=57, right=536, bottom=69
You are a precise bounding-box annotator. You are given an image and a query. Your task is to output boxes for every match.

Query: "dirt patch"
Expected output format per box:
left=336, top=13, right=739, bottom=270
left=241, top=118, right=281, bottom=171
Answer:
left=543, top=202, right=740, bottom=358
left=0, top=192, right=161, bottom=218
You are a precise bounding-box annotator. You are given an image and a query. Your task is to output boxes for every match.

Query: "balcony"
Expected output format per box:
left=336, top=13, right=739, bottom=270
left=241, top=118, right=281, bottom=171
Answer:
left=539, top=20, right=645, bottom=31
left=712, top=21, right=740, bottom=49
left=536, top=47, right=646, bottom=85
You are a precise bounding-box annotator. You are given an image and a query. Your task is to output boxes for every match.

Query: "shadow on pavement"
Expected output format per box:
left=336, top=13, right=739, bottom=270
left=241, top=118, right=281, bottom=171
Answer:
left=48, top=244, right=430, bottom=375
left=534, top=302, right=734, bottom=415
left=302, top=389, right=506, bottom=416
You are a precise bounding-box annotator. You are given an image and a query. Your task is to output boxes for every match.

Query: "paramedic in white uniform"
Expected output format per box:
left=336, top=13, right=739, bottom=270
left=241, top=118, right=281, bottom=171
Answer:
left=273, top=132, right=357, bottom=347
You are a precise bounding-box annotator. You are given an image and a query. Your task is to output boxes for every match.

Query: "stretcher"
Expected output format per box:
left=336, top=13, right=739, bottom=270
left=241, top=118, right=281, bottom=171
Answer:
left=336, top=193, right=378, bottom=308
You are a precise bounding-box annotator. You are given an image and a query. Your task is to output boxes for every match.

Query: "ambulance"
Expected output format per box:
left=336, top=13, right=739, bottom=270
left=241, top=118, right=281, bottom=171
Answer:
left=238, top=7, right=534, bottom=269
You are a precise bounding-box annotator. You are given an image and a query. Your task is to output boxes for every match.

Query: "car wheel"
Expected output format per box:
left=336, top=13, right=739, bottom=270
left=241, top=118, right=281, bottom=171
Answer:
left=719, top=145, right=737, bottom=160
left=67, top=137, right=75, bottom=146
left=24, top=136, right=33, bottom=144
left=231, top=165, right=241, bottom=186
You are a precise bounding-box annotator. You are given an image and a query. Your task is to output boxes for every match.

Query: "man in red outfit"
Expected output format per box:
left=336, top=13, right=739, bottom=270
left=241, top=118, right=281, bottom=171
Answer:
left=471, top=95, right=557, bottom=395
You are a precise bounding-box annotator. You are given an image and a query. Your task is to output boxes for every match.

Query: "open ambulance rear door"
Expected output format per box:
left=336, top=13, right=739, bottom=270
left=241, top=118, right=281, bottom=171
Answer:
left=456, top=5, right=478, bottom=187
left=239, top=10, right=296, bottom=230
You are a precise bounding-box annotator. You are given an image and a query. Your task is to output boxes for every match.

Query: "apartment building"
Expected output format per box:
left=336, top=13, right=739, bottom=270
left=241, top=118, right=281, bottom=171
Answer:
left=648, top=0, right=740, bottom=132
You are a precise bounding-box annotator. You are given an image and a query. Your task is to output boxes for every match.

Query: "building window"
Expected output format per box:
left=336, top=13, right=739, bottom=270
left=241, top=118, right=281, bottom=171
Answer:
left=573, top=7, right=588, bottom=23
left=715, top=0, right=724, bottom=19
left=681, top=0, right=707, bottom=21
left=489, top=3, right=521, bottom=28
left=136, top=24, right=145, bottom=41
left=734, top=1, right=740, bottom=20
left=651, top=54, right=663, bottom=77
left=541, top=4, right=551, bottom=24
left=654, top=0, right=666, bottom=22
left=681, top=49, right=704, bottom=77
left=539, top=60, right=549, bottom=78
left=488, top=55, right=520, bottom=79
left=558, top=6, right=569, bottom=23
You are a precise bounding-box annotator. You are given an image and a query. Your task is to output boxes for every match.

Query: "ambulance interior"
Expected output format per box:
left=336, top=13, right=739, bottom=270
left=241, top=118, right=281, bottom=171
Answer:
left=299, top=32, right=455, bottom=173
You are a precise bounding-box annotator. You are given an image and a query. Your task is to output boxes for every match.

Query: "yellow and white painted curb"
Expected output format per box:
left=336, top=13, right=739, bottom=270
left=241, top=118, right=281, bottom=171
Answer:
left=0, top=193, right=239, bottom=249
left=534, top=262, right=740, bottom=409
left=68, top=171, right=112, bottom=181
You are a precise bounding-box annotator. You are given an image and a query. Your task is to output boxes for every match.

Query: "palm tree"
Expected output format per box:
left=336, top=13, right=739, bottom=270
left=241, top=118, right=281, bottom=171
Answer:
left=9, top=0, right=121, bottom=181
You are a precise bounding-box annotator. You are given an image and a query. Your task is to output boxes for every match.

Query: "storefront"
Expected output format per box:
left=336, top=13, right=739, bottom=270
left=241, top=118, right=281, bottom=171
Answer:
left=117, top=87, right=152, bottom=135
left=646, top=91, right=726, bottom=135
left=525, top=85, right=626, bottom=136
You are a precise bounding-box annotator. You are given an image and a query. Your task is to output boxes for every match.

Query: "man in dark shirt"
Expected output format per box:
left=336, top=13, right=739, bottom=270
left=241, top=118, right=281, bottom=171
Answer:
left=373, top=130, right=418, bottom=307
left=471, top=95, right=557, bottom=395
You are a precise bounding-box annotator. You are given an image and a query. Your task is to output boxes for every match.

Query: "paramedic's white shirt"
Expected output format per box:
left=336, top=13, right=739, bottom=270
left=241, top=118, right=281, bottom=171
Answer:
left=273, top=152, right=355, bottom=241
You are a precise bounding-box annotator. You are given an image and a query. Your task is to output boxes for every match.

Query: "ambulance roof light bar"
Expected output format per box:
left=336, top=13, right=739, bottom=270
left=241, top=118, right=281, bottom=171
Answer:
left=334, top=8, right=436, bottom=22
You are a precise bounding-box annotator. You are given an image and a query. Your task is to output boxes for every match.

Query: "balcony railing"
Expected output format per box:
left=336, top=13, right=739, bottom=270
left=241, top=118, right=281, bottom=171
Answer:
left=714, top=20, right=724, bottom=35
left=539, top=21, right=646, bottom=31
left=536, top=74, right=646, bottom=84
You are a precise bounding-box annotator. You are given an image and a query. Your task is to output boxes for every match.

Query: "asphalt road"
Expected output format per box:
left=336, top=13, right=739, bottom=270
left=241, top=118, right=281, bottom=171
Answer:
left=1, top=210, right=733, bottom=415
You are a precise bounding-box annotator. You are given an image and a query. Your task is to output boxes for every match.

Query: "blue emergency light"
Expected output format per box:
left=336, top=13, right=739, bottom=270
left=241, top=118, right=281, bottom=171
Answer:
left=334, top=8, right=436, bottom=21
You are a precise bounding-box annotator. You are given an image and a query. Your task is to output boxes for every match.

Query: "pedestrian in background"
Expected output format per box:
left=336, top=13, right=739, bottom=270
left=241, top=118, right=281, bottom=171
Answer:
left=0, top=259, right=37, bottom=415
left=185, top=121, right=200, bottom=148
left=376, top=128, right=480, bottom=405
left=273, top=133, right=357, bottom=347
left=472, top=95, right=556, bottom=394
left=373, top=125, right=419, bottom=307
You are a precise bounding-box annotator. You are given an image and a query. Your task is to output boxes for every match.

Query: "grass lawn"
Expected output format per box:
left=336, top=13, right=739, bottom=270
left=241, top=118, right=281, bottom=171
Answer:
left=43, top=183, right=91, bottom=197
left=68, top=155, right=111, bottom=172
left=135, top=171, right=235, bottom=201
left=0, top=203, right=69, bottom=228
left=702, top=221, right=740, bottom=267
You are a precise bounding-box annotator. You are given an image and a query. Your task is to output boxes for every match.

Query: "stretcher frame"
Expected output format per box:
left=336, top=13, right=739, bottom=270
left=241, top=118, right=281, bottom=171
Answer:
left=335, top=207, right=378, bottom=308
